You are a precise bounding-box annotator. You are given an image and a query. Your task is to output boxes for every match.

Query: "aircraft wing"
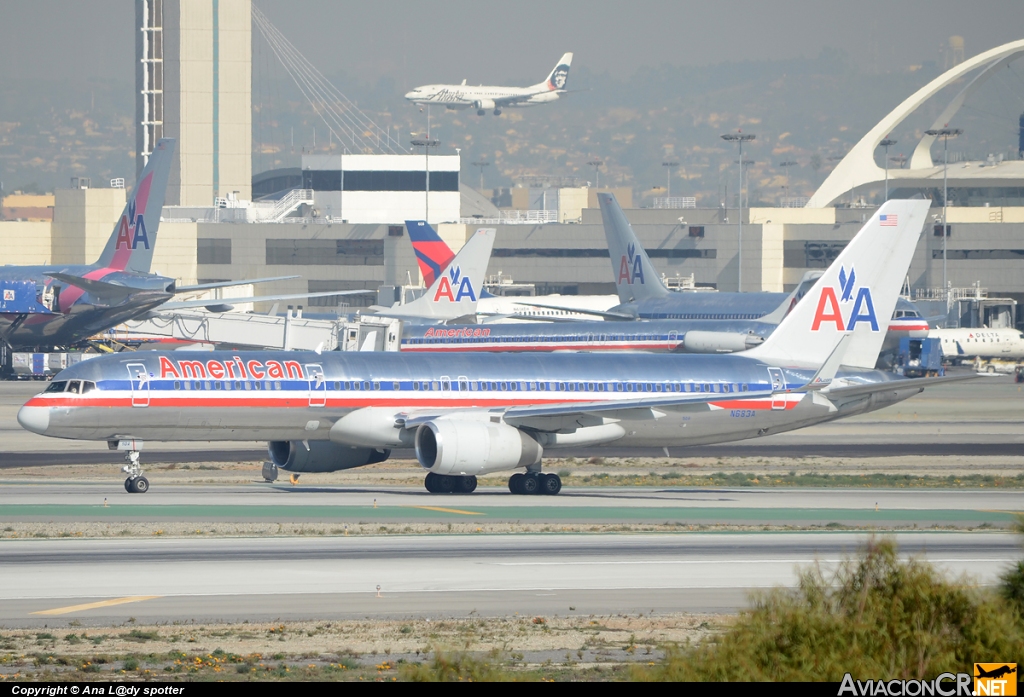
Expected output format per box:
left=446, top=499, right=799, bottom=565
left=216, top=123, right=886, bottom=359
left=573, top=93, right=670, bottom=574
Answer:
left=513, top=301, right=638, bottom=321
left=400, top=371, right=974, bottom=434
left=174, top=276, right=299, bottom=293
left=401, top=388, right=774, bottom=434
left=157, top=289, right=374, bottom=311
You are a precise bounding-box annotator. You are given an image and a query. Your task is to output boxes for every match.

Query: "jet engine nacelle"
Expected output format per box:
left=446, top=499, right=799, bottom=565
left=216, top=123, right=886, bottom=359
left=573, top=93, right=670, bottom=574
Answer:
left=415, top=420, right=542, bottom=476
left=474, top=98, right=496, bottom=111
left=527, top=91, right=560, bottom=104
left=682, top=330, right=764, bottom=354
left=267, top=440, right=390, bottom=473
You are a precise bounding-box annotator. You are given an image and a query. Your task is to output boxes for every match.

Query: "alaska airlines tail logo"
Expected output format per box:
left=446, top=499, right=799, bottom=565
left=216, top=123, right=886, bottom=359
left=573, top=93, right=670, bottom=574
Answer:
left=548, top=63, right=571, bottom=91
left=433, top=265, right=477, bottom=302
left=618, top=243, right=645, bottom=285
left=811, top=266, right=878, bottom=331
left=114, top=199, right=150, bottom=251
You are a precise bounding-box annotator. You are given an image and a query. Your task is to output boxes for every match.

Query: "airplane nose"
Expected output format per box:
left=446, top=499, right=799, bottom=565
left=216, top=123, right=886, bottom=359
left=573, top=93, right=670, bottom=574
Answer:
left=17, top=405, right=50, bottom=435
left=404, top=91, right=417, bottom=99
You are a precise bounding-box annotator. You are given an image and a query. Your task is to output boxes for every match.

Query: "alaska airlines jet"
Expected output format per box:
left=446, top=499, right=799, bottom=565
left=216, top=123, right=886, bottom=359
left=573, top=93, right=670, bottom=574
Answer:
left=20, top=200, right=962, bottom=496
left=405, top=53, right=573, bottom=116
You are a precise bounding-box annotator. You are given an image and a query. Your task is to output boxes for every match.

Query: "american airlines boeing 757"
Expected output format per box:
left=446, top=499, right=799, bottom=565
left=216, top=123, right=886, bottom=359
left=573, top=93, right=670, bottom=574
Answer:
left=19, top=200, right=960, bottom=495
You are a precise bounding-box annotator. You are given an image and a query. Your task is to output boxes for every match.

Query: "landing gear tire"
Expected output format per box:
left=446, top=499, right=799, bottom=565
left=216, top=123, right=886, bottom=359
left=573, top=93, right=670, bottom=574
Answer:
left=493, top=109, right=502, bottom=116
left=125, top=476, right=149, bottom=494
left=436, top=474, right=455, bottom=493
left=509, top=472, right=525, bottom=494
left=520, top=472, right=540, bottom=495
left=477, top=109, right=486, bottom=116
left=424, top=472, right=438, bottom=493
left=457, top=476, right=477, bottom=494
left=539, top=473, right=562, bottom=495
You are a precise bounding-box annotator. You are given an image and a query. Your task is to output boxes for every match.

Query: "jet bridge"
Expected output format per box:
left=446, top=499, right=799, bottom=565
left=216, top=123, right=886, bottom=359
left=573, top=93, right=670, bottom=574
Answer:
left=111, top=308, right=401, bottom=352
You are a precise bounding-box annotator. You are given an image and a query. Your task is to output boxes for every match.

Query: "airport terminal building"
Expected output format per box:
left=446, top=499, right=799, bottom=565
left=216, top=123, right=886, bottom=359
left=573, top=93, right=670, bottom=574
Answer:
left=2, top=2, right=1024, bottom=328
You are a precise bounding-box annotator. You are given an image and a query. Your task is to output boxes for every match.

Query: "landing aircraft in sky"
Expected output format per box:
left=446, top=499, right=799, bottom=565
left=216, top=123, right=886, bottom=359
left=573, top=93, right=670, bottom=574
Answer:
left=405, top=53, right=573, bottom=116
left=20, top=200, right=962, bottom=496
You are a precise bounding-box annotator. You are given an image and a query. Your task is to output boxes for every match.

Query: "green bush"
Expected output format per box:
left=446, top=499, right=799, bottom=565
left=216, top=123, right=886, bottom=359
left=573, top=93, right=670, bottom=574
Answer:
left=635, top=538, right=1024, bottom=682
left=400, top=650, right=510, bottom=682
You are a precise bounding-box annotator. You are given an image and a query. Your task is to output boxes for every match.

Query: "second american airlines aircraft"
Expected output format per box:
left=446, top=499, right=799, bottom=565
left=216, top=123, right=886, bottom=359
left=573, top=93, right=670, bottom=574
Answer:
left=20, top=200, right=958, bottom=496
left=405, top=53, right=573, bottom=116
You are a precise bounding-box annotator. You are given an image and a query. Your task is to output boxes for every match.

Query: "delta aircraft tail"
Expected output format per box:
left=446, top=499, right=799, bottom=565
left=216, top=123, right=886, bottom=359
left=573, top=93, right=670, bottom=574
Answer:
left=384, top=228, right=496, bottom=320
left=406, top=220, right=457, bottom=287
left=745, top=199, right=930, bottom=369
left=598, top=193, right=671, bottom=304
left=93, top=138, right=175, bottom=274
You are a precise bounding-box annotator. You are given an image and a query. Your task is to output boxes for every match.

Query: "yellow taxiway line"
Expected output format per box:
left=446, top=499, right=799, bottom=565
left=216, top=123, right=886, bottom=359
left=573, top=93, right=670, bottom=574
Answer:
left=31, top=596, right=162, bottom=616
left=409, top=506, right=485, bottom=516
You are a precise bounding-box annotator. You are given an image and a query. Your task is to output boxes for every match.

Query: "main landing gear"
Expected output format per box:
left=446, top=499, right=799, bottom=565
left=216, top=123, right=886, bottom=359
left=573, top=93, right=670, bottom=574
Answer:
left=121, top=449, right=149, bottom=494
left=424, top=472, right=477, bottom=494
left=508, top=472, right=561, bottom=496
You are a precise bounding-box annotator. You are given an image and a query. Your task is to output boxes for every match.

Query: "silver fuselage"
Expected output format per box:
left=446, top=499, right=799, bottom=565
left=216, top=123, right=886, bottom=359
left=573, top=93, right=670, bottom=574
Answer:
left=20, top=350, right=922, bottom=449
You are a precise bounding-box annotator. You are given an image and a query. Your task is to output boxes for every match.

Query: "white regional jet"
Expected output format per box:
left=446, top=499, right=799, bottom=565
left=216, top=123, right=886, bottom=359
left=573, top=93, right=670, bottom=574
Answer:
left=405, top=53, right=573, bottom=116
left=929, top=327, right=1024, bottom=361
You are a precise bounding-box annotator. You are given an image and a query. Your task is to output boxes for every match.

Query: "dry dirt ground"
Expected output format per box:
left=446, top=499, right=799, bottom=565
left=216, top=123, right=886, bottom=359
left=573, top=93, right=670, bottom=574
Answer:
left=0, top=613, right=724, bottom=681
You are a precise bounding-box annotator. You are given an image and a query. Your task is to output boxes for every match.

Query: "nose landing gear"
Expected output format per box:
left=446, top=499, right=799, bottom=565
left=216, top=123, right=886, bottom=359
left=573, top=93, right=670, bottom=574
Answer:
left=121, top=449, right=149, bottom=494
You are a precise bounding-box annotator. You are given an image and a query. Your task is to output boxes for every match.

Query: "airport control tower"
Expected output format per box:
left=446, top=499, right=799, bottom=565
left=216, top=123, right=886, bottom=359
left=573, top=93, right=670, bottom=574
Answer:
left=136, top=0, right=252, bottom=206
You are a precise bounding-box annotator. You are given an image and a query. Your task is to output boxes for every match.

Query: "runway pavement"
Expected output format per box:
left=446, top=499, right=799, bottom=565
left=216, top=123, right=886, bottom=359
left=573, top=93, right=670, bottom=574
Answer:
left=0, top=532, right=1018, bottom=627
left=1, top=483, right=1021, bottom=526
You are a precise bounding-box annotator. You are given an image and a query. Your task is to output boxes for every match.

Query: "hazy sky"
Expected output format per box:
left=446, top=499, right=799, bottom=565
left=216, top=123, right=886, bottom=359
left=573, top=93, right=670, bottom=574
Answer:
left=2, top=1, right=1023, bottom=86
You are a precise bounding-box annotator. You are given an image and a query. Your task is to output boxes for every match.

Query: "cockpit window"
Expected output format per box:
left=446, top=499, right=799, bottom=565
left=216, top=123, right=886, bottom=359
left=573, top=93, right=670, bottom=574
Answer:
left=81, top=381, right=96, bottom=393
left=67, top=380, right=82, bottom=394
left=45, top=381, right=67, bottom=393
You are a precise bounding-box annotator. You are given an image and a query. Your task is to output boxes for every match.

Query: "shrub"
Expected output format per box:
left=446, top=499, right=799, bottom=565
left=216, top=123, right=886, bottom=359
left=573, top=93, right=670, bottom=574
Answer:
left=635, top=538, right=1024, bottom=681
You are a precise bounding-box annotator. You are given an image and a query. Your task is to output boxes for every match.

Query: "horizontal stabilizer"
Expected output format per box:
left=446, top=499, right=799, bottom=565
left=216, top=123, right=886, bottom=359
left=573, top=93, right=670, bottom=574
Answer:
left=45, top=272, right=147, bottom=302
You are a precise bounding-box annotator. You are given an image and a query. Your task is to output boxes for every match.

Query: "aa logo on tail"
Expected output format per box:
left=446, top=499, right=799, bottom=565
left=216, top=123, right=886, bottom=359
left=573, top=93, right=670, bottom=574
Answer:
left=433, top=265, right=477, bottom=302
left=618, top=243, right=645, bottom=285
left=114, top=200, right=150, bottom=251
left=811, top=266, right=878, bottom=332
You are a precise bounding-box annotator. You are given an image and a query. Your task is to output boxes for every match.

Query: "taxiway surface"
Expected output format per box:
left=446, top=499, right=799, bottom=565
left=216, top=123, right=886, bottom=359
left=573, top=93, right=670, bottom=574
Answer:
left=0, top=532, right=1018, bottom=627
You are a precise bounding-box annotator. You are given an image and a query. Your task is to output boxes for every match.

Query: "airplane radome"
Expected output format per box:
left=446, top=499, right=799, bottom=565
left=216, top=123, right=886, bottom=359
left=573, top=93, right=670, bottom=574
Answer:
left=19, top=200, right=967, bottom=498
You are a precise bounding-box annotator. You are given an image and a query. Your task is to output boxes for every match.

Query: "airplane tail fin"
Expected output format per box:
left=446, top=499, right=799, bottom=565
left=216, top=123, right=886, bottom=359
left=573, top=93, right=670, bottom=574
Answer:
left=406, top=220, right=456, bottom=287
left=745, top=200, right=930, bottom=369
left=535, top=53, right=573, bottom=91
left=756, top=270, right=823, bottom=325
left=385, top=228, right=495, bottom=320
left=597, top=193, right=671, bottom=304
left=94, top=138, right=176, bottom=274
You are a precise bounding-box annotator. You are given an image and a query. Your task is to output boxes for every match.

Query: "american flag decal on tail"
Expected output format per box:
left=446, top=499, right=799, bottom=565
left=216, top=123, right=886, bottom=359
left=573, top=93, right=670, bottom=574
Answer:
left=880, top=214, right=898, bottom=226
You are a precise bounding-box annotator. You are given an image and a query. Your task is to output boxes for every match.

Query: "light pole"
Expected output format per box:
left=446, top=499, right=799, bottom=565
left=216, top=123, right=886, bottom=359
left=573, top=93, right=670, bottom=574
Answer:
left=662, top=161, right=679, bottom=200
left=924, top=127, right=962, bottom=292
left=778, top=161, right=797, bottom=206
left=721, top=132, right=755, bottom=292
left=587, top=160, right=603, bottom=189
left=471, top=161, right=490, bottom=190
left=879, top=138, right=897, bottom=201
left=411, top=137, right=440, bottom=223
